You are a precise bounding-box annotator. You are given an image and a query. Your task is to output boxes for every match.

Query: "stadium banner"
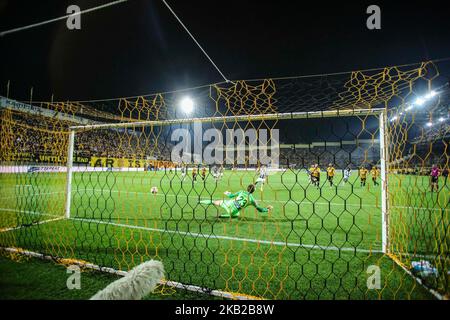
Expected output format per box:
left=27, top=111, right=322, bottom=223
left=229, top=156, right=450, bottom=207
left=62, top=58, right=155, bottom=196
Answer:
left=0, top=165, right=144, bottom=173
left=0, top=166, right=66, bottom=173
left=0, top=96, right=94, bottom=125
left=90, top=156, right=175, bottom=169
left=6, top=153, right=90, bottom=164
left=26, top=166, right=66, bottom=173
left=0, top=157, right=174, bottom=173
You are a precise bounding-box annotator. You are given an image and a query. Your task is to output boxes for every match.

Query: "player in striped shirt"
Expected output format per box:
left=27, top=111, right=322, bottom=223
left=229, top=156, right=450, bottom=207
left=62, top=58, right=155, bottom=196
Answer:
left=343, top=167, right=351, bottom=185
left=326, top=163, right=335, bottom=187
left=359, top=166, right=368, bottom=187
left=309, top=164, right=321, bottom=188
left=255, top=166, right=267, bottom=191
left=370, top=166, right=380, bottom=186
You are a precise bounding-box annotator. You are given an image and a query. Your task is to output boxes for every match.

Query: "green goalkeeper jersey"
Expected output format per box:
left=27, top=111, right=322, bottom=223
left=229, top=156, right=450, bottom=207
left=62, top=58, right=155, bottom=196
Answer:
left=224, top=191, right=268, bottom=215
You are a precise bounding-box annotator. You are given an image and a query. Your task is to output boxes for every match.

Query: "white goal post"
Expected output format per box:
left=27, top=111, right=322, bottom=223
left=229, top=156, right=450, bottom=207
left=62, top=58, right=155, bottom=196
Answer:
left=379, top=112, right=389, bottom=254
left=63, top=107, right=389, bottom=253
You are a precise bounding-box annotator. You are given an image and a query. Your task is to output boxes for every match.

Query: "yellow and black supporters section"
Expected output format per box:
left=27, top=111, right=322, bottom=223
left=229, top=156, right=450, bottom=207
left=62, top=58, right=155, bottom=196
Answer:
left=0, top=61, right=448, bottom=299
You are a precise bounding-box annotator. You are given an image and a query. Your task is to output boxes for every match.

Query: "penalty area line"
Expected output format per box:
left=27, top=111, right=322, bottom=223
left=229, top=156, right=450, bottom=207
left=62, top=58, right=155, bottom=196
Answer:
left=0, top=216, right=64, bottom=233
left=1, top=188, right=446, bottom=213
left=0, top=208, right=61, bottom=218
left=70, top=216, right=381, bottom=254
left=81, top=188, right=448, bottom=213
left=0, top=207, right=379, bottom=253
left=0, top=208, right=445, bottom=261
left=0, top=191, right=65, bottom=200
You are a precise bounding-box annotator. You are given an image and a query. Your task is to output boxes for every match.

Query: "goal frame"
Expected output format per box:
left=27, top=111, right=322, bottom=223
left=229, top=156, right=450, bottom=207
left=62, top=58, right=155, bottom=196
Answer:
left=64, top=107, right=389, bottom=253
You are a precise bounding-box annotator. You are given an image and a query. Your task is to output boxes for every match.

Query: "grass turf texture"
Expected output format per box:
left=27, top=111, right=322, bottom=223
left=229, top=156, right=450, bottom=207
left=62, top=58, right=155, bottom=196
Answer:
left=0, top=169, right=447, bottom=299
left=0, top=254, right=213, bottom=300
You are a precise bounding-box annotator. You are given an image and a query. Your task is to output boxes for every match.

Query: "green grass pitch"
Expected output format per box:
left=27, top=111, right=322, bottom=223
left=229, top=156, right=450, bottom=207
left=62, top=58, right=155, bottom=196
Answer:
left=0, top=169, right=447, bottom=299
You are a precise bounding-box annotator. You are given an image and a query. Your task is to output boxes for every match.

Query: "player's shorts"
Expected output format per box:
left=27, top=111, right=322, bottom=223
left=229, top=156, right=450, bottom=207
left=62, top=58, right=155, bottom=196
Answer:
left=431, top=176, right=438, bottom=183
left=361, top=177, right=366, bottom=181
left=256, top=177, right=266, bottom=184
left=220, top=200, right=240, bottom=218
left=327, top=175, right=334, bottom=181
left=311, top=176, right=319, bottom=182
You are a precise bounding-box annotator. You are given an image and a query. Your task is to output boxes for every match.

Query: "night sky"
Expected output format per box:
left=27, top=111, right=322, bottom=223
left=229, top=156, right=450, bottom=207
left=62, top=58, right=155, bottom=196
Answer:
left=1, top=0, right=449, bottom=101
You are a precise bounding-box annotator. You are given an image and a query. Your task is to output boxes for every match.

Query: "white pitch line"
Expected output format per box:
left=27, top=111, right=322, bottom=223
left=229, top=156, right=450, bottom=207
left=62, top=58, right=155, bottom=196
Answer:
left=0, top=246, right=262, bottom=300
left=389, top=256, right=445, bottom=300
left=81, top=188, right=448, bottom=213
left=0, top=208, right=382, bottom=253
left=70, top=216, right=381, bottom=254
left=2, top=188, right=446, bottom=212
left=68, top=218, right=449, bottom=261
left=0, top=217, right=64, bottom=233
left=0, top=207, right=380, bottom=254
left=0, top=208, right=61, bottom=218
left=1, top=208, right=446, bottom=260
left=0, top=191, right=64, bottom=200
left=3, top=188, right=448, bottom=214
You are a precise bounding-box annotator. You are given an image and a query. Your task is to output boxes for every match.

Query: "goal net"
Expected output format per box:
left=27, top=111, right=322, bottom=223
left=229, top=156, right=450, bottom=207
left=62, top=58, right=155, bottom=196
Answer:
left=0, top=60, right=448, bottom=299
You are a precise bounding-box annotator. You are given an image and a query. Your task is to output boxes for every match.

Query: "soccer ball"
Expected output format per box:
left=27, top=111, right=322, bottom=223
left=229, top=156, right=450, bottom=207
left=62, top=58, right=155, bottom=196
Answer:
left=151, top=186, right=158, bottom=194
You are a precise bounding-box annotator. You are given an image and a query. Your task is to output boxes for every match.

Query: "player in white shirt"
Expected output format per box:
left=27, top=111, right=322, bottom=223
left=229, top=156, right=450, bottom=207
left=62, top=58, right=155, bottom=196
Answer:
left=212, top=166, right=217, bottom=179
left=255, top=166, right=267, bottom=191
left=180, top=164, right=187, bottom=181
left=212, top=165, right=224, bottom=181
left=343, top=167, right=351, bottom=185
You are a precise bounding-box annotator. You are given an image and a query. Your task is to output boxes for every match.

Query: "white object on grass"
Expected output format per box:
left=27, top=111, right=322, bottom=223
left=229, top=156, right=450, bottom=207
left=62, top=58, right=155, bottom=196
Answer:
left=90, top=260, right=164, bottom=300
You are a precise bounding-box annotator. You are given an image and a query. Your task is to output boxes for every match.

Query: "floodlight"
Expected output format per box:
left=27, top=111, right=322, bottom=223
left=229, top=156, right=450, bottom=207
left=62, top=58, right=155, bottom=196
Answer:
left=179, top=97, right=194, bottom=114
left=425, top=90, right=437, bottom=99
left=414, top=97, right=425, bottom=106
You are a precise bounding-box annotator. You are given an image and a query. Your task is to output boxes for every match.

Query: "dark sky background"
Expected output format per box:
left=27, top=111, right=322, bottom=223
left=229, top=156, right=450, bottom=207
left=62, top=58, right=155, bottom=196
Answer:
left=1, top=0, right=450, bottom=101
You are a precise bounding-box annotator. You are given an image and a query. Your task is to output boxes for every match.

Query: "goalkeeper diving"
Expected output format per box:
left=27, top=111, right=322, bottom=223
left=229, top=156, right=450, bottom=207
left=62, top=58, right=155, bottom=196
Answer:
left=200, top=184, right=273, bottom=218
